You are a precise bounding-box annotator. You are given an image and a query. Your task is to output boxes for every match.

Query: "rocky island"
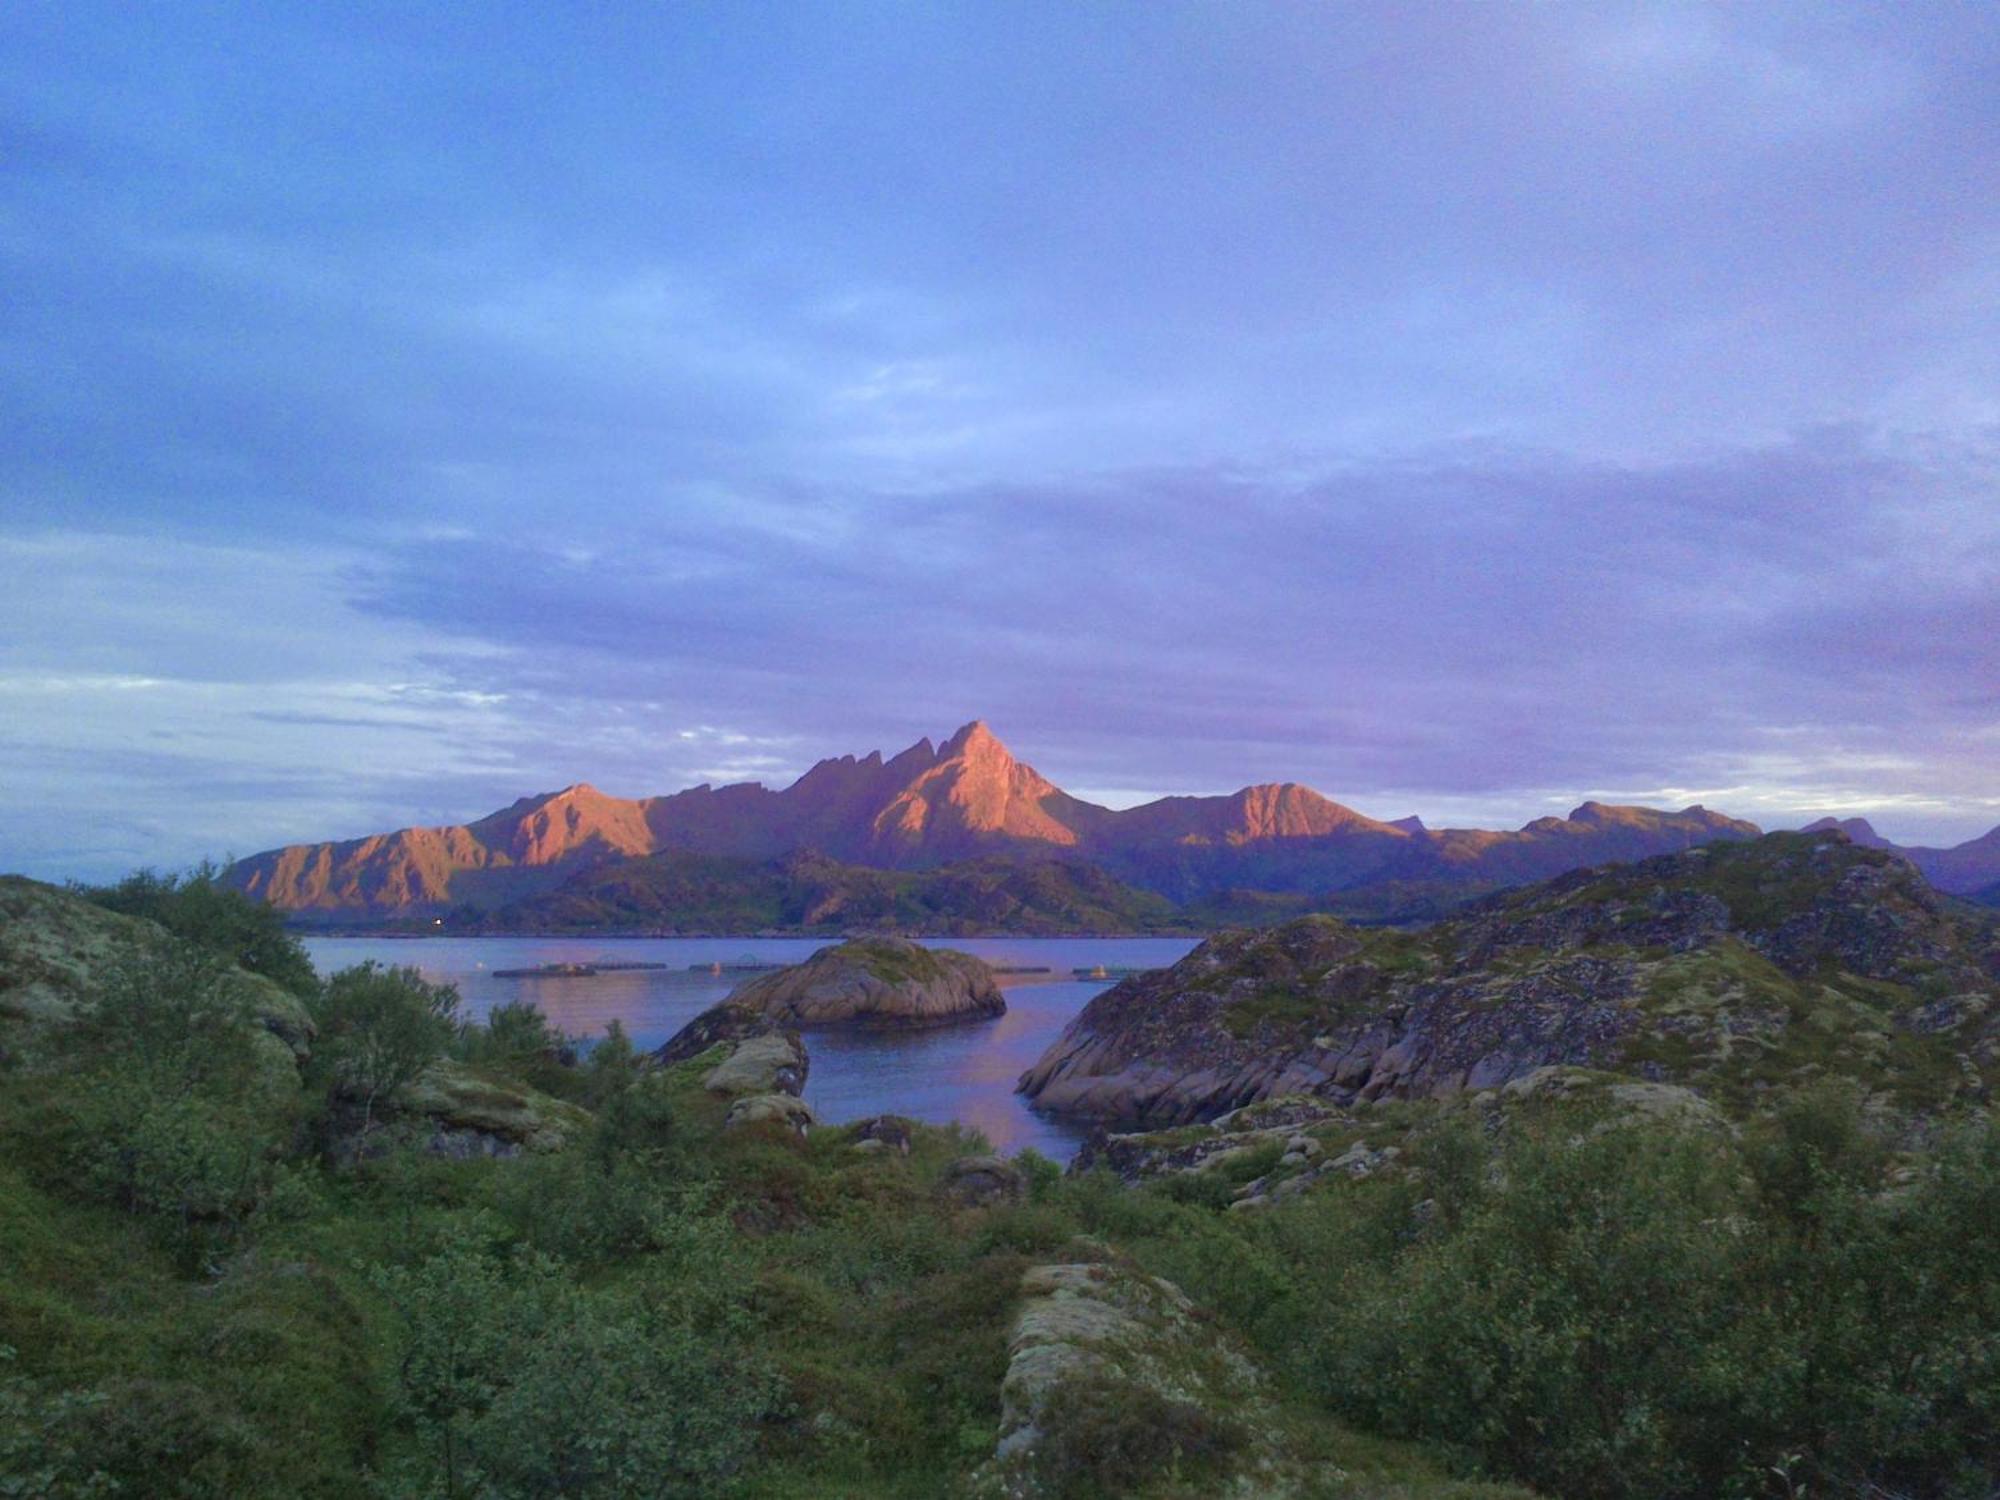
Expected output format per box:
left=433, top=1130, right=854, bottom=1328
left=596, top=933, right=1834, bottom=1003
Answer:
left=680, top=935, right=1006, bottom=1033
left=1019, top=830, right=2000, bottom=1127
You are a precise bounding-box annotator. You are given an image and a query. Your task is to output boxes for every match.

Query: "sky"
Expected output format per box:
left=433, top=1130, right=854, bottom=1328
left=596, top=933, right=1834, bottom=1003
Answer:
left=3, top=2, right=1998, bottom=881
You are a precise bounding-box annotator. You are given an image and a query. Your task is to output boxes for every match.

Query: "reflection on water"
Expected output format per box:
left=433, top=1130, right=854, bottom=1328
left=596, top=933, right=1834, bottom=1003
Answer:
left=302, top=935, right=1197, bottom=1161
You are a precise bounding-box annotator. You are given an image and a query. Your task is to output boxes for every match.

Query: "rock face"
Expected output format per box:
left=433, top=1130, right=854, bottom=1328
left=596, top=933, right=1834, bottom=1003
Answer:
left=1020, top=832, right=2000, bottom=1128
left=707, top=937, right=1005, bottom=1030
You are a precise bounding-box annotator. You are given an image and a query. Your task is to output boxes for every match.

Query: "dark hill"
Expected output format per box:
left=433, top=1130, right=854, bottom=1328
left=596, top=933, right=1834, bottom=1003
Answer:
left=1019, top=831, right=2000, bottom=1126
left=442, top=849, right=1191, bottom=936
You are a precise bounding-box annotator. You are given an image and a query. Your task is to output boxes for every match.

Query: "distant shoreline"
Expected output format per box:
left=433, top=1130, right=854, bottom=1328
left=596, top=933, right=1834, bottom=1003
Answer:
left=293, top=926, right=1208, bottom=941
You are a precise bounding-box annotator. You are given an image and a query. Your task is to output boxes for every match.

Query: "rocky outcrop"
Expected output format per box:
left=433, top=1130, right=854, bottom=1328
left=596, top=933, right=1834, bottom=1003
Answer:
left=724, top=1092, right=816, bottom=1138
left=1805, top=817, right=2000, bottom=896
left=392, top=1059, right=592, bottom=1155
left=699, top=1032, right=809, bottom=1098
left=843, top=1114, right=916, bottom=1155
left=939, top=1154, right=1025, bottom=1207
left=984, top=1258, right=1334, bottom=1496
left=1021, top=833, right=2000, bottom=1128
left=703, top=937, right=1004, bottom=1030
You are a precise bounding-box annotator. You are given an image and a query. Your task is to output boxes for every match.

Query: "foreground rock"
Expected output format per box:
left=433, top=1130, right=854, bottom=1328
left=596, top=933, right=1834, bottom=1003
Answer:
left=724, top=1091, right=816, bottom=1138
left=388, top=1058, right=592, bottom=1157
left=717, top=937, right=1005, bottom=1028
left=698, top=1031, right=809, bottom=1098
left=1020, top=832, right=2000, bottom=1128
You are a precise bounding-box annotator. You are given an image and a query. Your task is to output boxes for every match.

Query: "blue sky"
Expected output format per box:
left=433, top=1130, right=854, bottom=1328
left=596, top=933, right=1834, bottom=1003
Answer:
left=4, top=3, right=1997, bottom=880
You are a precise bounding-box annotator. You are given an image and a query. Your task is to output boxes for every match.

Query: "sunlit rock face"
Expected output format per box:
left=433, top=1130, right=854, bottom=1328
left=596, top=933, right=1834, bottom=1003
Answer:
left=223, top=720, right=1823, bottom=921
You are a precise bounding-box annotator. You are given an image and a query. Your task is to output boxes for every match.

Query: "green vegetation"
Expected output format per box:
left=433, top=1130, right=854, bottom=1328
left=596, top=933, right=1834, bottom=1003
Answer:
left=4, top=869, right=1998, bottom=1499
left=308, top=962, right=463, bottom=1130
left=76, top=861, right=319, bottom=996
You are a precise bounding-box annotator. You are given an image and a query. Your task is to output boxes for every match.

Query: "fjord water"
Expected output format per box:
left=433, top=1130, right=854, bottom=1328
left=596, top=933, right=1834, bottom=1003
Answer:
left=303, top=936, right=1197, bottom=1161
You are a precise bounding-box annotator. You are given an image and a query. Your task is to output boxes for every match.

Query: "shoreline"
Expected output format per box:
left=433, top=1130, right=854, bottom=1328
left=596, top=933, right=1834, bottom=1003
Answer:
left=293, top=926, right=1212, bottom=942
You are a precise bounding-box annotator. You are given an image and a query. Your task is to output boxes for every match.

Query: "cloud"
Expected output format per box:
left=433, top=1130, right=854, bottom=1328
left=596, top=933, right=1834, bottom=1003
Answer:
left=2, top=6, right=1998, bottom=873
left=339, top=429, right=1999, bottom=840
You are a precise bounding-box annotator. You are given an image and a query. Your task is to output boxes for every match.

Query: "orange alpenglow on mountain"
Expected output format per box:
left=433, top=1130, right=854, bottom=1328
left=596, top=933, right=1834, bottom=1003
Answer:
left=222, top=720, right=2000, bottom=920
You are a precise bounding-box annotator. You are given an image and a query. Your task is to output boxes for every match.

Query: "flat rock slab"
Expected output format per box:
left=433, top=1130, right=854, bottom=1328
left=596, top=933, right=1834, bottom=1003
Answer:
left=702, top=1032, right=808, bottom=1098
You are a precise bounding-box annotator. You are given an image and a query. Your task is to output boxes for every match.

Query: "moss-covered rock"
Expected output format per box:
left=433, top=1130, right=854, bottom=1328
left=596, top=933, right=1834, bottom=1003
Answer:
left=1021, top=833, right=1999, bottom=1129
left=393, top=1058, right=590, bottom=1153
left=701, top=1032, right=810, bottom=1098
left=719, top=937, right=1006, bottom=1029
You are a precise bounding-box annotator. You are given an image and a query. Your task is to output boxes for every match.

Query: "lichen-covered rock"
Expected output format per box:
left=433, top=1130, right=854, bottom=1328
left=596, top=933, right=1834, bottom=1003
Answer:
left=701, top=1031, right=809, bottom=1098
left=844, top=1114, right=916, bottom=1155
left=395, top=1058, right=591, bottom=1153
left=941, top=1153, right=1025, bottom=1207
left=724, top=1091, right=817, bottom=1138
left=1499, top=1063, right=1723, bottom=1128
left=653, top=998, right=794, bottom=1066
left=1072, top=1095, right=1357, bottom=1184
left=1020, top=833, right=2000, bottom=1128
left=717, top=937, right=1004, bottom=1029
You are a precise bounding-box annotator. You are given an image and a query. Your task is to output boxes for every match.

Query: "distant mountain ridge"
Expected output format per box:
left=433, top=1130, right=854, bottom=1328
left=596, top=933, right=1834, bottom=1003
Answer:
left=1800, top=817, right=2000, bottom=897
left=222, top=721, right=1990, bottom=924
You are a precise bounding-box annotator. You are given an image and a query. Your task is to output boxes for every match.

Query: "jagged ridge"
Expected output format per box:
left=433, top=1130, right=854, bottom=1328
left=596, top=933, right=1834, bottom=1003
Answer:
left=225, top=721, right=1817, bottom=920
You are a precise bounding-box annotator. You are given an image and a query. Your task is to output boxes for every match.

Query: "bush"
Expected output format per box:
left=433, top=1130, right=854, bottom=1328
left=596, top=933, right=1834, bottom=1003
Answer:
left=372, top=1232, right=776, bottom=1498
left=489, top=1149, right=713, bottom=1265
left=51, top=947, right=288, bottom=1262
left=454, top=999, right=581, bottom=1099
left=77, top=862, right=316, bottom=998
left=1271, top=1107, right=2000, bottom=1500
left=1028, top=1372, right=1244, bottom=1499
left=307, top=964, right=460, bottom=1129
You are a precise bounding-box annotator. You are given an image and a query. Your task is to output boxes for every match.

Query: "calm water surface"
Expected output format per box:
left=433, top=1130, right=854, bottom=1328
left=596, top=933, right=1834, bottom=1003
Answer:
left=302, top=936, right=1196, bottom=1161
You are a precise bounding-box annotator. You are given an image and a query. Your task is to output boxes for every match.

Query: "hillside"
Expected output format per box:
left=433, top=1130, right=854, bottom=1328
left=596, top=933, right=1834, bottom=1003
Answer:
left=8, top=865, right=2000, bottom=1497
left=1, top=871, right=1552, bottom=1499
left=225, top=720, right=1791, bottom=924
left=437, top=849, right=1193, bottom=935
left=1020, top=831, right=2000, bottom=1126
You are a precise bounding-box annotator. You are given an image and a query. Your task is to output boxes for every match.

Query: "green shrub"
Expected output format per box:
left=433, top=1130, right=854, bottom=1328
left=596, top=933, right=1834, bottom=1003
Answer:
left=76, top=862, right=316, bottom=998
left=1027, top=1371, right=1245, bottom=1499
left=372, top=1232, right=776, bottom=1498
left=454, top=999, right=582, bottom=1100
left=0, top=1347, right=116, bottom=1499
left=307, top=963, right=460, bottom=1129
left=50, top=948, right=289, bottom=1263
left=1265, top=1107, right=2000, bottom=1500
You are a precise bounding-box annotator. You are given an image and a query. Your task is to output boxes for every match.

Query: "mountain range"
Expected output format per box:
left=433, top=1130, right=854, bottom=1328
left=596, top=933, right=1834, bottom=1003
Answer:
left=222, top=721, right=2000, bottom=926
